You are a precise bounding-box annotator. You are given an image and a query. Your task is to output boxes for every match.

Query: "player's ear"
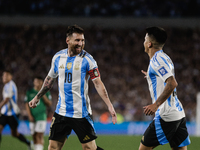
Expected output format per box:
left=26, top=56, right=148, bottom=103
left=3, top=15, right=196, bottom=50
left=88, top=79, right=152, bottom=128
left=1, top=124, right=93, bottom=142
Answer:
left=148, top=42, right=152, bottom=48
left=66, top=37, right=69, bottom=44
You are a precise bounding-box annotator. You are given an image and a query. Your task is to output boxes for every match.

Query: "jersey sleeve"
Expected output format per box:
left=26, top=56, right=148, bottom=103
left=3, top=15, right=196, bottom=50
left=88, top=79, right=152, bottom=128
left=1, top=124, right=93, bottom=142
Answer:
left=48, top=55, right=59, bottom=78
left=85, top=53, right=100, bottom=80
left=151, top=56, right=174, bottom=82
left=3, top=84, right=13, bottom=98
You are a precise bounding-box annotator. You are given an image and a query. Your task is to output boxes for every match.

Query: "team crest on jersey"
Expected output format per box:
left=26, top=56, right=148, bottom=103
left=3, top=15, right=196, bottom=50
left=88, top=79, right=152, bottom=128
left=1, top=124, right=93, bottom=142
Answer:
left=67, top=63, right=72, bottom=70
left=59, top=64, right=64, bottom=69
left=74, top=62, right=80, bottom=70
left=158, top=67, right=168, bottom=76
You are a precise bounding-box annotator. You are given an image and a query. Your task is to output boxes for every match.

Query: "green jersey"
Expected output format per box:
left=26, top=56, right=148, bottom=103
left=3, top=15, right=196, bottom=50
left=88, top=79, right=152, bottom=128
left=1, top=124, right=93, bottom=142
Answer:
left=25, top=88, right=52, bottom=121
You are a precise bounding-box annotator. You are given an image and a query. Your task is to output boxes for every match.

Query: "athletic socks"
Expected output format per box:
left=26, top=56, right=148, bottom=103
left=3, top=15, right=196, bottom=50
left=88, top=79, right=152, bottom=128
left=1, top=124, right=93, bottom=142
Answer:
left=17, top=133, right=30, bottom=146
left=34, top=144, right=44, bottom=150
left=97, top=146, right=104, bottom=150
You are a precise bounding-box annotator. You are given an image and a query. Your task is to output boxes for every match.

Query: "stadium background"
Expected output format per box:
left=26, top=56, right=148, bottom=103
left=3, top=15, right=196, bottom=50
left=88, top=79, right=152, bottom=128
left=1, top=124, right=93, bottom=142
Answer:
left=0, top=0, right=200, bottom=148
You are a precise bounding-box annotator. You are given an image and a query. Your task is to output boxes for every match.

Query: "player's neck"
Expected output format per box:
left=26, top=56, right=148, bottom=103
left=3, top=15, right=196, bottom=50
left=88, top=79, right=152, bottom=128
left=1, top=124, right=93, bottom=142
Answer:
left=34, top=87, right=40, bottom=91
left=67, top=49, right=78, bottom=57
left=149, top=48, right=161, bottom=59
left=3, top=79, right=11, bottom=84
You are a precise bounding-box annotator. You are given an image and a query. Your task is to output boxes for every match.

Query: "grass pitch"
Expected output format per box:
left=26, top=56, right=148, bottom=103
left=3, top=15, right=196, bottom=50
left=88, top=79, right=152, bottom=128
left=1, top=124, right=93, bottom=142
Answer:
left=1, top=135, right=199, bottom=150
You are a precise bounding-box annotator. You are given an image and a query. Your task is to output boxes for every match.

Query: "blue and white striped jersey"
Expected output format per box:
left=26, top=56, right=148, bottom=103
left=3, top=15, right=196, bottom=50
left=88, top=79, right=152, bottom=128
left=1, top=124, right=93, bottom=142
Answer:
left=146, top=50, right=185, bottom=122
left=48, top=49, right=100, bottom=118
left=2, top=80, right=20, bottom=116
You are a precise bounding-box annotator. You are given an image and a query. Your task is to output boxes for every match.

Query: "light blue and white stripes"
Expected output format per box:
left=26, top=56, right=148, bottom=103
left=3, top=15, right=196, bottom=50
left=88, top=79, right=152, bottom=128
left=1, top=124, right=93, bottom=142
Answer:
left=146, top=50, right=185, bottom=122
left=48, top=49, right=97, bottom=118
left=2, top=80, right=20, bottom=116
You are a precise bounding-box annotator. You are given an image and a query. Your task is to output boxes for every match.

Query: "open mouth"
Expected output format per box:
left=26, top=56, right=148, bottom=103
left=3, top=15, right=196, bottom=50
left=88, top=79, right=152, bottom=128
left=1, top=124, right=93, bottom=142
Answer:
left=76, top=46, right=82, bottom=50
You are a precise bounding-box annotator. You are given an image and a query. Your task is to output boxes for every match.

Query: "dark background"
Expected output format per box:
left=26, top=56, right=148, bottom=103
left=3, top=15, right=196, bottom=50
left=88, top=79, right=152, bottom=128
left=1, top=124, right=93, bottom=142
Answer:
left=0, top=0, right=199, bottom=123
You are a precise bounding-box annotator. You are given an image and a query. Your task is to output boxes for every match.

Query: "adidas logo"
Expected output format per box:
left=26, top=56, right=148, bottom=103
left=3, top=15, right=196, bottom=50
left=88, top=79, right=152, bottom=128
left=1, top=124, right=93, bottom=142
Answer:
left=83, top=135, right=90, bottom=141
left=141, top=136, right=144, bottom=142
left=59, top=64, right=64, bottom=69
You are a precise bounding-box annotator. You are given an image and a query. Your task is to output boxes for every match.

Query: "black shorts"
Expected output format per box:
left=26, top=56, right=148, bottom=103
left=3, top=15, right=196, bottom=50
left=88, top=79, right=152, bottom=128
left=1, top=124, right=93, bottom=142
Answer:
left=49, top=112, right=97, bottom=143
left=141, top=117, right=191, bottom=148
left=0, top=114, right=19, bottom=129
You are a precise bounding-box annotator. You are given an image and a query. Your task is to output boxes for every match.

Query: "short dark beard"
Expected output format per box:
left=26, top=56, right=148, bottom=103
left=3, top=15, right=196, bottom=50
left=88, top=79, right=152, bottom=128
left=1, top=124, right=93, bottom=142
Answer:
left=71, top=45, right=83, bottom=55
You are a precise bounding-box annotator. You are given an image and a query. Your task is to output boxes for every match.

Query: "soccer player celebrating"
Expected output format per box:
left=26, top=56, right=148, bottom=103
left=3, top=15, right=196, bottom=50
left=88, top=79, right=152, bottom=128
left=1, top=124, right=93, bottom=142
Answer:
left=29, top=25, right=117, bottom=150
left=139, top=27, right=191, bottom=150
left=25, top=76, right=52, bottom=150
left=0, top=70, right=32, bottom=149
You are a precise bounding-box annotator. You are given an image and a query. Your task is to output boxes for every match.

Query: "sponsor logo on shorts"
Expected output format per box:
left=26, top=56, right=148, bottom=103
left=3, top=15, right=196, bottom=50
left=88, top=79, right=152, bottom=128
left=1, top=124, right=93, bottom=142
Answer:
left=141, top=136, right=144, bottom=142
left=83, top=135, right=90, bottom=141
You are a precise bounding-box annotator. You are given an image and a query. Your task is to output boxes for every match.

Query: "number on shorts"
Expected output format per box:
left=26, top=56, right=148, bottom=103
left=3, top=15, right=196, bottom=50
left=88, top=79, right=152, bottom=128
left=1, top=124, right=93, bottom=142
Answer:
left=50, top=117, right=55, bottom=128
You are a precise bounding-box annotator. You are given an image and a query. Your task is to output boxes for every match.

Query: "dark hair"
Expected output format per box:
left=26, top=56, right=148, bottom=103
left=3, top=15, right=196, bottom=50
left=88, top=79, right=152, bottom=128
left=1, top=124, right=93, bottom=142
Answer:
left=146, top=27, right=167, bottom=45
left=34, top=76, right=43, bottom=81
left=66, top=25, right=84, bottom=37
left=4, top=69, right=13, bottom=75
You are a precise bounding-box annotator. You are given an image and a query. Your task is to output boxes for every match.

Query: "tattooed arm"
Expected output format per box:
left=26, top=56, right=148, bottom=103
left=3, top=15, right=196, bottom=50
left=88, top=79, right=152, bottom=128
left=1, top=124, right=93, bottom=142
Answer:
left=143, top=76, right=178, bottom=115
left=29, top=76, right=56, bottom=108
left=155, top=76, right=178, bottom=107
left=92, top=77, right=117, bottom=124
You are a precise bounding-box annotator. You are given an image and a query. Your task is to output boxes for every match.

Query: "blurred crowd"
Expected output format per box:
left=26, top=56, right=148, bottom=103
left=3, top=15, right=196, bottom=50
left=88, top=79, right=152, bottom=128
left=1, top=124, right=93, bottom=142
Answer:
left=0, top=0, right=200, bottom=17
left=0, top=24, right=199, bottom=123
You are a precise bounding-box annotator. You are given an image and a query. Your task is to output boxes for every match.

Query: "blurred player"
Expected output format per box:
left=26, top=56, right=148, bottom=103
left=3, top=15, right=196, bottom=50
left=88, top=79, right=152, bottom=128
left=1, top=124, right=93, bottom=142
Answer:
left=29, top=25, right=117, bottom=150
left=0, top=70, right=32, bottom=150
left=139, top=27, right=191, bottom=150
left=25, top=76, right=52, bottom=150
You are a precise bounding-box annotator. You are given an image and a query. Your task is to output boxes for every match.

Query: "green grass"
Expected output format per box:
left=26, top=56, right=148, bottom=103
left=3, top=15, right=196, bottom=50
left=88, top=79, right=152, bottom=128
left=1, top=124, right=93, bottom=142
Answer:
left=1, top=135, right=200, bottom=150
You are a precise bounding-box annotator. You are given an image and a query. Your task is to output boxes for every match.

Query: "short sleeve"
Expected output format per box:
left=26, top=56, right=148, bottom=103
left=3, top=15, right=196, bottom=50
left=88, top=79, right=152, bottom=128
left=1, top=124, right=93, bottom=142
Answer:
left=3, top=84, right=12, bottom=98
left=84, top=53, right=98, bottom=71
left=151, top=58, right=174, bottom=82
left=84, top=53, right=100, bottom=80
left=48, top=55, right=59, bottom=78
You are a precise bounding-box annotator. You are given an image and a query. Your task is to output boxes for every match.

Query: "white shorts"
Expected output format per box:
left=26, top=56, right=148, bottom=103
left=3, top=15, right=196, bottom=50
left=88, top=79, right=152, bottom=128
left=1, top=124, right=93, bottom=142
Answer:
left=29, top=121, right=47, bottom=135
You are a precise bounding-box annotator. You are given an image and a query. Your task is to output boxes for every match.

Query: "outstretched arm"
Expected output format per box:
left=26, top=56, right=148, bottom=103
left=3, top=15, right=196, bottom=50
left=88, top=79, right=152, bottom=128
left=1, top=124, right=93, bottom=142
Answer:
left=92, top=77, right=117, bottom=124
left=143, top=76, right=178, bottom=115
left=29, top=76, right=56, bottom=108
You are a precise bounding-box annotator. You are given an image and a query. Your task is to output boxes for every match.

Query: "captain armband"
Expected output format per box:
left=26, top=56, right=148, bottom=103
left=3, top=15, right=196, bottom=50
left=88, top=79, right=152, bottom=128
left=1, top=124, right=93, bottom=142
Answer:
left=88, top=68, right=100, bottom=80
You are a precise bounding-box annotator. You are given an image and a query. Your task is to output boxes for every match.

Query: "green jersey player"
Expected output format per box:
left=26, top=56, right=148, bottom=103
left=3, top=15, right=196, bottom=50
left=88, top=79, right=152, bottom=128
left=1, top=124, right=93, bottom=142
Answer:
left=25, top=76, right=52, bottom=150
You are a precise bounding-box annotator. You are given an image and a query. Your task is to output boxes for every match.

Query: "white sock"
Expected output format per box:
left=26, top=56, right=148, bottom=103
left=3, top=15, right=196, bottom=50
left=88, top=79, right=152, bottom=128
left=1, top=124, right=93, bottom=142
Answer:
left=34, top=144, right=44, bottom=150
